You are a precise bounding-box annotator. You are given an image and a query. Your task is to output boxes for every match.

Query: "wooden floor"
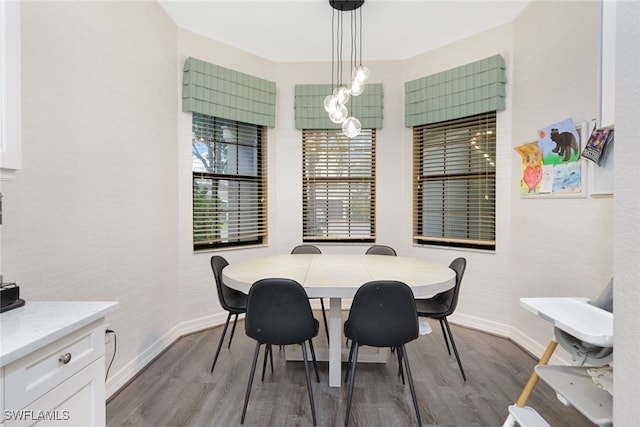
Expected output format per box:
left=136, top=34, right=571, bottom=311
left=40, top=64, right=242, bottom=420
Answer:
left=107, top=317, right=591, bottom=426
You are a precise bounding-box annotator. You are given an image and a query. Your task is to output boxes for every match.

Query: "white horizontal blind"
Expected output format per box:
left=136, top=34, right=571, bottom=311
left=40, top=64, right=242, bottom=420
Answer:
left=192, top=114, right=266, bottom=249
left=302, top=129, right=376, bottom=242
left=413, top=112, right=496, bottom=249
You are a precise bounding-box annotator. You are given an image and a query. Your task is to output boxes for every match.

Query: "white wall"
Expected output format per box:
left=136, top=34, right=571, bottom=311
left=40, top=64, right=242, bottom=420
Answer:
left=175, top=30, right=277, bottom=332
left=3, top=0, right=632, bottom=421
left=613, top=1, right=640, bottom=424
left=1, top=1, right=180, bottom=396
left=401, top=22, right=516, bottom=336
left=509, top=0, right=614, bottom=362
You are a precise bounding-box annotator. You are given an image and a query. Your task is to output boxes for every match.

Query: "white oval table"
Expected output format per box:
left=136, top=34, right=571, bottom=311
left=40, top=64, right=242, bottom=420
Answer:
left=223, top=254, right=456, bottom=387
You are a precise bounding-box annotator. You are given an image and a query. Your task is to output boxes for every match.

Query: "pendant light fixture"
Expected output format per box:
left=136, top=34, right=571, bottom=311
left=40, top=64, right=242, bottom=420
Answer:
left=323, top=0, right=369, bottom=138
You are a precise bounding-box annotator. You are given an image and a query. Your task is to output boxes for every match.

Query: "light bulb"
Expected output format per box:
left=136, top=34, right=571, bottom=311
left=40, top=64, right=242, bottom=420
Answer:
left=333, top=86, right=350, bottom=105
left=329, top=103, right=348, bottom=124
left=323, top=94, right=338, bottom=113
left=349, top=79, right=365, bottom=96
left=352, top=65, right=370, bottom=83
left=342, top=116, right=362, bottom=137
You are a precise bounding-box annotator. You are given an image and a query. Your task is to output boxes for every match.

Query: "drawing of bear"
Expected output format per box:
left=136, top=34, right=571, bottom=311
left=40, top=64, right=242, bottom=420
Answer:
left=550, top=128, right=579, bottom=161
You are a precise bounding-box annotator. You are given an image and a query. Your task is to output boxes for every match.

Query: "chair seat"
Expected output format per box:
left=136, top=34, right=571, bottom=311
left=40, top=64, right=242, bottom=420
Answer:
left=415, top=297, right=448, bottom=318
left=225, top=291, right=248, bottom=313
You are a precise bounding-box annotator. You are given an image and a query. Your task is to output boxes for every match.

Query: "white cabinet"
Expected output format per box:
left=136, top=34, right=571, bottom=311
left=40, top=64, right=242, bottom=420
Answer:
left=0, top=301, right=118, bottom=426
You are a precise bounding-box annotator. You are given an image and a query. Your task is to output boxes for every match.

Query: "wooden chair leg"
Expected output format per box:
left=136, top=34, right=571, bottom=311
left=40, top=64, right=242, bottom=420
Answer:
left=503, top=340, right=558, bottom=427
left=516, top=340, right=558, bottom=407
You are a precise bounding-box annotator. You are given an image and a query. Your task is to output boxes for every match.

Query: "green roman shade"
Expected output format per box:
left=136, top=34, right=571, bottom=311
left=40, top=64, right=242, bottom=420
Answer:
left=182, top=57, right=276, bottom=127
left=404, top=55, right=506, bottom=127
left=295, top=84, right=383, bottom=130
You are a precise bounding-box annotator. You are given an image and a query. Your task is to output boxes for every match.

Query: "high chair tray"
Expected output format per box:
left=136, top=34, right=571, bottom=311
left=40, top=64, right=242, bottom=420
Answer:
left=520, top=297, right=613, bottom=347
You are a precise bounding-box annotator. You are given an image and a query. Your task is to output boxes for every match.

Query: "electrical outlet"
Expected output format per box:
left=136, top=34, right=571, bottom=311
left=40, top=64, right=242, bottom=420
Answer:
left=105, top=324, right=112, bottom=344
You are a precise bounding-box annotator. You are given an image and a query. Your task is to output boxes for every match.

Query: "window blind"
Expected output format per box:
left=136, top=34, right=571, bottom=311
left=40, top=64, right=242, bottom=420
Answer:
left=182, top=57, right=276, bottom=127
left=405, top=55, right=506, bottom=127
left=302, top=129, right=376, bottom=242
left=295, top=84, right=383, bottom=130
left=192, top=114, right=267, bottom=249
left=413, top=112, right=496, bottom=249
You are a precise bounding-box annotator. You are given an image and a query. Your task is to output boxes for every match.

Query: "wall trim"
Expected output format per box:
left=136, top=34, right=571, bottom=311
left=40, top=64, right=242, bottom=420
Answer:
left=105, top=312, right=228, bottom=399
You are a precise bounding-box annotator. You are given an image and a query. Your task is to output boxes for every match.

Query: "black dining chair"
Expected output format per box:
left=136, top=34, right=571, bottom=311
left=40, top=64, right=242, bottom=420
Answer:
left=343, top=280, right=422, bottom=427
left=241, top=278, right=320, bottom=426
left=360, top=244, right=399, bottom=352
left=209, top=255, right=248, bottom=375
left=415, top=257, right=467, bottom=381
left=364, top=244, right=397, bottom=256
left=291, top=244, right=329, bottom=343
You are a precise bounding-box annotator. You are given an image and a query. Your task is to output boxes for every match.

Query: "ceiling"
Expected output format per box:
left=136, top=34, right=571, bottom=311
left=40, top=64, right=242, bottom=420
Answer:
left=158, top=0, right=531, bottom=62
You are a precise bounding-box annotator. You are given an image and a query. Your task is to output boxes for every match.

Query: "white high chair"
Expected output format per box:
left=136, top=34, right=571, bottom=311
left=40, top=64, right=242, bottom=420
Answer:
left=503, top=285, right=614, bottom=427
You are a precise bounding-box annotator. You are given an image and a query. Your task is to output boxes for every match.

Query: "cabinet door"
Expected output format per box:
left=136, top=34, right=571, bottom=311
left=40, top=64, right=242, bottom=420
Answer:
left=5, top=357, right=105, bottom=427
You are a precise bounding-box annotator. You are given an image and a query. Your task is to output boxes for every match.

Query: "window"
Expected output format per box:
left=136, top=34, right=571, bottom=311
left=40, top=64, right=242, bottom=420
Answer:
left=192, top=114, right=266, bottom=250
left=413, top=112, right=496, bottom=250
left=302, top=129, right=376, bottom=242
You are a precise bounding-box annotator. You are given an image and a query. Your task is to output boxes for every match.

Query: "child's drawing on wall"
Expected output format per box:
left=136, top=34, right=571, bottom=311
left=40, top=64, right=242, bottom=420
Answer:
left=537, top=118, right=582, bottom=194
left=514, top=142, right=545, bottom=195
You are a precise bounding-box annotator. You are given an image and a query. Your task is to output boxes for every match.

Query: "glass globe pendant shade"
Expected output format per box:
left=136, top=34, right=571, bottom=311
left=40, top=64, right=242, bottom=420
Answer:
left=352, top=65, right=370, bottom=83
left=329, top=103, right=348, bottom=124
left=349, top=78, right=365, bottom=96
left=333, top=86, right=350, bottom=105
left=342, top=116, right=362, bottom=138
left=323, top=94, right=339, bottom=113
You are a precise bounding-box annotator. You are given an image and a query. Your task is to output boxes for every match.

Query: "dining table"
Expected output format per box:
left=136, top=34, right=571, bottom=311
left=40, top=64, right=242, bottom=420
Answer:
left=222, top=253, right=456, bottom=387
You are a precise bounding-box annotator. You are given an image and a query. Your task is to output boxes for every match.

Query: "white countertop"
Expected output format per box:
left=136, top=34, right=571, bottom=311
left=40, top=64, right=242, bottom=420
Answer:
left=0, top=301, right=119, bottom=367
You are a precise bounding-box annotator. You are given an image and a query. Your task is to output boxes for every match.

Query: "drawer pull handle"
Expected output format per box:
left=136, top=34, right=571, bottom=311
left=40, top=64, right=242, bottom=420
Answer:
left=59, top=353, right=72, bottom=364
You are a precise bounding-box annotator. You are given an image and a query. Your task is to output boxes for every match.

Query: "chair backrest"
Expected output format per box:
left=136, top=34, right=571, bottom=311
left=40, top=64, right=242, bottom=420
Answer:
left=291, top=244, right=322, bottom=255
left=345, top=281, right=418, bottom=348
left=437, top=257, right=467, bottom=316
left=245, top=278, right=318, bottom=345
left=210, top=255, right=243, bottom=311
left=365, top=245, right=397, bottom=256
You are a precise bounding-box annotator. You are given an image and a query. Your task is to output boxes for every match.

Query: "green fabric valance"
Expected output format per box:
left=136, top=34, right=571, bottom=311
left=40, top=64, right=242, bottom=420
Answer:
left=295, top=84, right=383, bottom=130
left=182, top=57, right=276, bottom=127
left=404, top=55, right=506, bottom=127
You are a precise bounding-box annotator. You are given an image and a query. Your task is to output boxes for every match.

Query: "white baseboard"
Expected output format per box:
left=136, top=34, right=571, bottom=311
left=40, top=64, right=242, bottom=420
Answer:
left=449, top=313, right=570, bottom=365
left=448, top=312, right=511, bottom=338
left=508, top=326, right=570, bottom=365
left=105, top=312, right=229, bottom=399
left=105, top=324, right=182, bottom=399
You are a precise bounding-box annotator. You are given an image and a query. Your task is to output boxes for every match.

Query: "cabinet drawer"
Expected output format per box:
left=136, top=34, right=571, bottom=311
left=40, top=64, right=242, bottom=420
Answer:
left=4, top=357, right=105, bottom=427
left=4, top=320, right=104, bottom=411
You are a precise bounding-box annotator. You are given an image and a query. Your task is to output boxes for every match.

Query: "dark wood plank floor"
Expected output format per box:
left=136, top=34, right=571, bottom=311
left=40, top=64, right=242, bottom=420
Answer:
left=107, top=317, right=591, bottom=426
